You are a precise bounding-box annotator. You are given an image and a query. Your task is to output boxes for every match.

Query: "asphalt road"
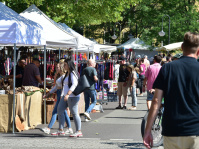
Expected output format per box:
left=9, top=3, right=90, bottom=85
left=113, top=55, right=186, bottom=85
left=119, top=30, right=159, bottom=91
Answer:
left=0, top=93, right=164, bottom=149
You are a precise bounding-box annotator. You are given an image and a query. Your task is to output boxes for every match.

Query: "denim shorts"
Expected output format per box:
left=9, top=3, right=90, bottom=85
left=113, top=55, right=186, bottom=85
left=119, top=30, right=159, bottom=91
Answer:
left=147, top=91, right=154, bottom=101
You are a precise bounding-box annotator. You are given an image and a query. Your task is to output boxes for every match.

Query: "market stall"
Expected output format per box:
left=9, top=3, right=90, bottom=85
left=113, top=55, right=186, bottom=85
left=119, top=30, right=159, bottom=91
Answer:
left=117, top=38, right=158, bottom=60
left=0, top=87, right=43, bottom=133
left=158, top=42, right=183, bottom=52
left=0, top=2, right=46, bottom=133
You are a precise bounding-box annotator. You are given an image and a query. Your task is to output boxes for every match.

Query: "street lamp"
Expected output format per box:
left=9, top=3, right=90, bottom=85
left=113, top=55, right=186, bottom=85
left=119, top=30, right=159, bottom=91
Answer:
left=159, top=14, right=170, bottom=44
left=112, top=22, right=121, bottom=44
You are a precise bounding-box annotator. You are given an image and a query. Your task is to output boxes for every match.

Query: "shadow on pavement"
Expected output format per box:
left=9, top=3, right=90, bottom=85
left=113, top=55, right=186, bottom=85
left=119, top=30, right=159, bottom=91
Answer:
left=102, top=142, right=145, bottom=149
left=105, top=116, right=143, bottom=119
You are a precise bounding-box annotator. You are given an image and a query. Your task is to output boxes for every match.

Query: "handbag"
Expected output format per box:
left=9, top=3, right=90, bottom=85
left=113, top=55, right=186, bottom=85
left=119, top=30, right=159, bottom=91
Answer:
left=69, top=74, right=90, bottom=96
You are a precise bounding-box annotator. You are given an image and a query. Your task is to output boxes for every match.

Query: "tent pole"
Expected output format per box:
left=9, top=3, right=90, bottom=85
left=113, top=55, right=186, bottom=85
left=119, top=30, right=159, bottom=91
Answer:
left=12, top=43, right=16, bottom=134
left=88, top=47, right=89, bottom=60
left=44, top=45, right=47, bottom=124
left=76, top=49, right=78, bottom=71
left=59, top=48, right=61, bottom=60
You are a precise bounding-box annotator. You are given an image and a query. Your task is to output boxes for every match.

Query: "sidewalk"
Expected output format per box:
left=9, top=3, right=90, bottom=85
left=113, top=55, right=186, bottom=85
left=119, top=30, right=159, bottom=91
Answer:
left=0, top=92, right=164, bottom=149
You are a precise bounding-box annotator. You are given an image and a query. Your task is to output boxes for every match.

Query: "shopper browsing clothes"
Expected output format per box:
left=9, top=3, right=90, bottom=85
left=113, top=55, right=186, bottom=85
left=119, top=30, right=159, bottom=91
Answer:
left=41, top=60, right=71, bottom=134
left=116, top=56, right=130, bottom=109
left=82, top=59, right=98, bottom=122
left=47, top=59, right=82, bottom=137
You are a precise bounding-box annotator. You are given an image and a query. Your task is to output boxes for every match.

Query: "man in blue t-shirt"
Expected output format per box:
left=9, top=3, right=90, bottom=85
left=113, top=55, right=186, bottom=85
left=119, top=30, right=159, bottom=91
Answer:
left=143, top=32, right=199, bottom=149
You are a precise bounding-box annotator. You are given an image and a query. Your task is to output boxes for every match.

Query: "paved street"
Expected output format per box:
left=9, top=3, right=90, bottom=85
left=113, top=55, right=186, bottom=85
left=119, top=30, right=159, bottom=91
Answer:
left=0, top=93, right=164, bottom=149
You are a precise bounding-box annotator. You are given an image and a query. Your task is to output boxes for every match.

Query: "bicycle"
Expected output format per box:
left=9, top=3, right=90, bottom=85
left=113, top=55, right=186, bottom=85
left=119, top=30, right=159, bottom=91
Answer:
left=141, top=100, right=164, bottom=147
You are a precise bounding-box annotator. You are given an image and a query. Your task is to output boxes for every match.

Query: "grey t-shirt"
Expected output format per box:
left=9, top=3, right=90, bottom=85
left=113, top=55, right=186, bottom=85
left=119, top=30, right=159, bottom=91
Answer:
left=82, top=66, right=97, bottom=90
left=22, top=63, right=40, bottom=87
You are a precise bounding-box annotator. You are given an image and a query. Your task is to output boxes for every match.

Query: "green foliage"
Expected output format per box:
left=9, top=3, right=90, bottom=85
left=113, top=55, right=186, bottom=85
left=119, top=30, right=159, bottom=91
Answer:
left=1, top=0, right=199, bottom=46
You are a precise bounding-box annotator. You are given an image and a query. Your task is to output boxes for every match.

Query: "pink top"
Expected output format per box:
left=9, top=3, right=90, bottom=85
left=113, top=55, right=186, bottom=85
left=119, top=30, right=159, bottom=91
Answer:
left=140, top=64, right=146, bottom=75
left=145, top=63, right=161, bottom=90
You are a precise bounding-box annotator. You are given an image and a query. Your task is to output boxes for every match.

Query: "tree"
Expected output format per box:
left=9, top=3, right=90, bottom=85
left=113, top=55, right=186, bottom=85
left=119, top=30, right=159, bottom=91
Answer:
left=85, top=0, right=199, bottom=46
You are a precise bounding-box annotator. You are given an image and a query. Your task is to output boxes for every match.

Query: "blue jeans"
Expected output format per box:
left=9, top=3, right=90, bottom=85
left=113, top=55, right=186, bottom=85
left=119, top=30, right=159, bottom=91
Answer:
left=84, top=90, right=97, bottom=113
left=68, top=97, right=81, bottom=131
left=147, top=91, right=154, bottom=101
left=48, top=90, right=71, bottom=129
left=131, top=87, right=137, bottom=107
left=48, top=89, right=71, bottom=128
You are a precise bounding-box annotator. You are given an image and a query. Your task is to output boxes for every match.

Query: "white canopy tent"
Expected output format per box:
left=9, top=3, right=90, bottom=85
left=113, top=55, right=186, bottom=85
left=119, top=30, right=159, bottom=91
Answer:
left=0, top=2, right=47, bottom=134
left=58, top=23, right=116, bottom=53
left=0, top=3, right=45, bottom=46
left=117, top=38, right=158, bottom=58
left=158, top=42, right=183, bottom=51
left=58, top=23, right=94, bottom=51
left=57, top=23, right=116, bottom=62
left=117, top=38, right=151, bottom=50
left=20, top=4, right=77, bottom=49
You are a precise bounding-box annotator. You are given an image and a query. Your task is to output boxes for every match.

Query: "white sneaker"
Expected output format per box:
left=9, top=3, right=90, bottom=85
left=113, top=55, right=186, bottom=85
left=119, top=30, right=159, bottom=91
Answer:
left=85, top=117, right=90, bottom=122
left=51, top=130, right=65, bottom=136
left=84, top=112, right=91, bottom=120
left=70, top=131, right=83, bottom=137
left=41, top=127, right=50, bottom=134
left=65, top=128, right=73, bottom=134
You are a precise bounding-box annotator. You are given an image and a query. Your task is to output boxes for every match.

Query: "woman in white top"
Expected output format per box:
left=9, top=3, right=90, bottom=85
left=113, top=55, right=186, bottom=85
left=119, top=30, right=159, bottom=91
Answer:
left=50, top=59, right=82, bottom=137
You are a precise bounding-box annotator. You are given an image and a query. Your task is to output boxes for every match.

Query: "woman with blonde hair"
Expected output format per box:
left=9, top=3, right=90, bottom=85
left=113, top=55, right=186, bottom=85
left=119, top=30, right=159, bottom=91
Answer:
left=127, top=65, right=137, bottom=110
left=41, top=59, right=72, bottom=135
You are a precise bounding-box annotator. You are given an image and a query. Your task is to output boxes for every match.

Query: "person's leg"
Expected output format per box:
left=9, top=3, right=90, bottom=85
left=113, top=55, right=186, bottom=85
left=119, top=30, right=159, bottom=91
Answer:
left=64, top=109, right=71, bottom=128
left=57, top=96, right=71, bottom=130
left=116, top=82, right=122, bottom=108
left=132, top=87, right=137, bottom=107
left=163, top=136, right=199, bottom=149
left=123, top=84, right=128, bottom=108
left=68, top=97, right=81, bottom=132
left=140, top=78, right=144, bottom=94
left=146, top=91, right=153, bottom=110
left=85, top=90, right=97, bottom=113
left=47, top=89, right=61, bottom=129
left=84, top=90, right=90, bottom=112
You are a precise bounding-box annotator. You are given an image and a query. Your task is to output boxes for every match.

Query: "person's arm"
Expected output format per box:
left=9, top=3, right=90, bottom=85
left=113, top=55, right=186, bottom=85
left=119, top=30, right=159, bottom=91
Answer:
left=93, top=69, right=98, bottom=82
left=131, top=78, right=135, bottom=86
left=94, top=76, right=98, bottom=82
left=140, top=65, right=144, bottom=73
left=143, top=89, right=163, bottom=149
left=64, top=72, right=78, bottom=101
left=43, top=76, right=63, bottom=98
left=35, top=75, right=42, bottom=84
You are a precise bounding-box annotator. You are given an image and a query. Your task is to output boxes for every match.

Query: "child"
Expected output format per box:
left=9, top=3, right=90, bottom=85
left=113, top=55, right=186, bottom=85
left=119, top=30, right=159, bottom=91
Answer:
left=127, top=65, right=137, bottom=110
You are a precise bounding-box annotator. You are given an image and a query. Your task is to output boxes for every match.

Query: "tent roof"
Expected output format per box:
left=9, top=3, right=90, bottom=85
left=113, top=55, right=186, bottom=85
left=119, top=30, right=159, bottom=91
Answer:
left=58, top=23, right=116, bottom=53
left=0, top=2, right=45, bottom=46
left=58, top=23, right=94, bottom=49
left=158, top=42, right=183, bottom=51
left=117, top=38, right=151, bottom=50
left=20, top=4, right=77, bottom=49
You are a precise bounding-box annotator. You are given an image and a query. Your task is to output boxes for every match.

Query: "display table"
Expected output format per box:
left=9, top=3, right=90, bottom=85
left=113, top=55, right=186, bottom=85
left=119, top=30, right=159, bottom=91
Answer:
left=0, top=91, right=43, bottom=133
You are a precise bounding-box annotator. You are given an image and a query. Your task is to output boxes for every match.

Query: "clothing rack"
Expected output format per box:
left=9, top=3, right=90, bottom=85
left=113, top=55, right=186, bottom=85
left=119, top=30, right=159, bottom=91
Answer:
left=78, top=60, right=87, bottom=63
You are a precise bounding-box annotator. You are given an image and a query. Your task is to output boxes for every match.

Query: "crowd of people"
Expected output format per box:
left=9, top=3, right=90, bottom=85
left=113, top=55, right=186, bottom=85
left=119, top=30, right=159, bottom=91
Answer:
left=6, top=31, right=199, bottom=148
left=115, top=50, right=181, bottom=111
